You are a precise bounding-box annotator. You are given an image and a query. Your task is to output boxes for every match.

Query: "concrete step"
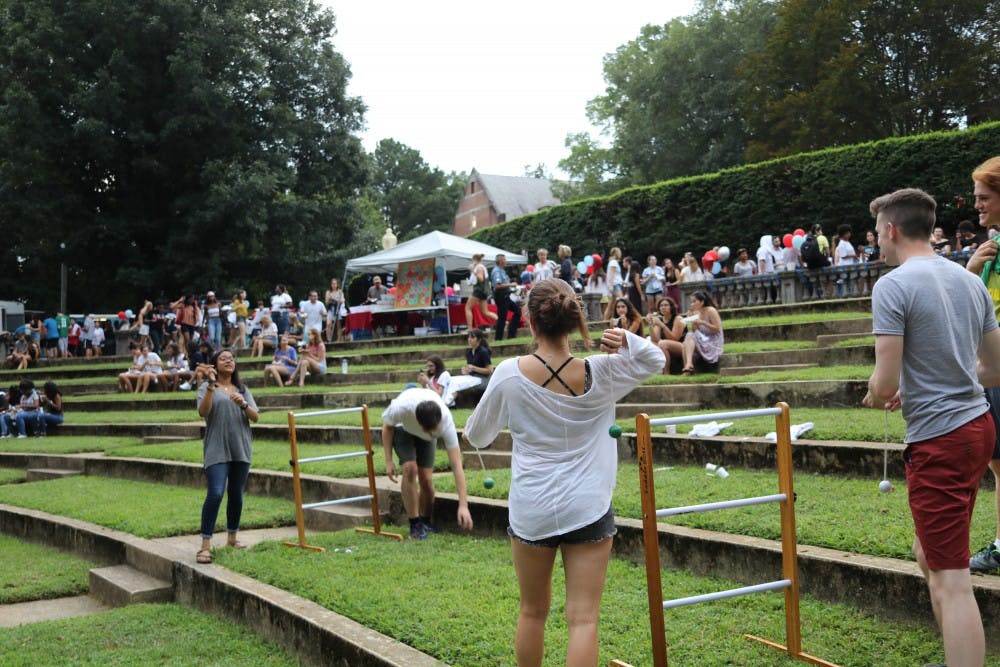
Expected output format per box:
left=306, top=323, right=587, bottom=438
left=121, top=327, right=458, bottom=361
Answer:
left=25, top=468, right=84, bottom=482
left=141, top=436, right=192, bottom=445
left=462, top=449, right=511, bottom=471
left=816, top=332, right=872, bottom=347
left=615, top=403, right=700, bottom=419
left=89, top=564, right=173, bottom=608
left=303, top=502, right=390, bottom=532
left=0, top=595, right=109, bottom=628
left=719, top=363, right=818, bottom=377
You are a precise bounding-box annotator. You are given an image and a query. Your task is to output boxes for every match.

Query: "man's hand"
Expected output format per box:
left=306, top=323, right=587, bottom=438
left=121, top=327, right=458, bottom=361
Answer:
left=862, top=390, right=900, bottom=411
left=456, top=505, right=473, bottom=531
left=385, top=460, right=398, bottom=483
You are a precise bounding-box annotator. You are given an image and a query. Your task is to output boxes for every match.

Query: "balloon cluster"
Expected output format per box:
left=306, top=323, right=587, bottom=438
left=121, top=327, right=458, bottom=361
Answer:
left=701, top=247, right=732, bottom=275
left=576, top=253, right=604, bottom=276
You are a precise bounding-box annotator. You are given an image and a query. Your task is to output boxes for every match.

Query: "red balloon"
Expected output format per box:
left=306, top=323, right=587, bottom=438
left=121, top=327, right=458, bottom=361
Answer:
left=526, top=265, right=535, bottom=272
left=118, top=310, right=126, bottom=320
left=388, top=286, right=396, bottom=295
left=591, top=253, right=603, bottom=268
left=701, top=258, right=713, bottom=271
left=704, top=250, right=718, bottom=262
left=793, top=228, right=806, bottom=237
left=783, top=234, right=794, bottom=248
left=586, top=265, right=595, bottom=275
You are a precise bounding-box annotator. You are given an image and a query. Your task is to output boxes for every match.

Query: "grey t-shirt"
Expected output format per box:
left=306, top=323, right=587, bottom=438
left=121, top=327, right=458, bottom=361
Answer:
left=871, top=255, right=995, bottom=443
left=197, top=381, right=257, bottom=467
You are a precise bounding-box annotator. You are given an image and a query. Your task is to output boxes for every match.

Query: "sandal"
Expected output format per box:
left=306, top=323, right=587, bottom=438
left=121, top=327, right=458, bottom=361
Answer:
left=226, top=541, right=247, bottom=549
left=196, top=548, right=213, bottom=564
left=681, top=368, right=694, bottom=376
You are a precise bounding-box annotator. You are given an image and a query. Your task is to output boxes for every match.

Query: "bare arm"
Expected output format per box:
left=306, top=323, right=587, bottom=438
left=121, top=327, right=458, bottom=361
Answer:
left=863, top=334, right=903, bottom=409
left=382, top=424, right=397, bottom=482
left=977, top=328, right=1000, bottom=388
left=446, top=446, right=472, bottom=530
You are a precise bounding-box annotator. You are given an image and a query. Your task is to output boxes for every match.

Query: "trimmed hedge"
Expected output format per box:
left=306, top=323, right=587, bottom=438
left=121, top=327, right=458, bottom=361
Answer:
left=472, top=122, right=1000, bottom=262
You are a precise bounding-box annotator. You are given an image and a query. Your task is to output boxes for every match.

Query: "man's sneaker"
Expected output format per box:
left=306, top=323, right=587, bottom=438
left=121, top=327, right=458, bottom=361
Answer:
left=16, top=434, right=27, bottom=439
left=409, top=522, right=428, bottom=540
left=420, top=517, right=438, bottom=534
left=969, top=542, right=1000, bottom=573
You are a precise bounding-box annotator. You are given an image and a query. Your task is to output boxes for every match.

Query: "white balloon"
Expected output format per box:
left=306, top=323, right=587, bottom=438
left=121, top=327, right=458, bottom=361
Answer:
left=717, top=246, right=731, bottom=262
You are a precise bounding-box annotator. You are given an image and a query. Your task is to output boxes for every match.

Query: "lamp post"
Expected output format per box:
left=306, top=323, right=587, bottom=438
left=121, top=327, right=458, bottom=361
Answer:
left=59, top=242, right=67, bottom=313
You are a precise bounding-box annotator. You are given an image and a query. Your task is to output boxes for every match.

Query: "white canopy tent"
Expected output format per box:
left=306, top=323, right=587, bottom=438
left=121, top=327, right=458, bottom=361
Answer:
left=345, top=230, right=527, bottom=274
left=344, top=230, right=528, bottom=334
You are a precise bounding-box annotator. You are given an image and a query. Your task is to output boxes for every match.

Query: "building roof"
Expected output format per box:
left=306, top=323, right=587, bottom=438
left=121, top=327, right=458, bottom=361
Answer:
left=473, top=169, right=560, bottom=220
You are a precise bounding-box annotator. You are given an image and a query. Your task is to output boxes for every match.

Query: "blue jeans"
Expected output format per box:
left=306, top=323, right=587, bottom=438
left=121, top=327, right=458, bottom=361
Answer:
left=38, top=412, right=63, bottom=434
left=4, top=410, right=41, bottom=436
left=200, top=461, right=251, bottom=539
left=207, top=318, right=222, bottom=349
left=271, top=311, right=289, bottom=336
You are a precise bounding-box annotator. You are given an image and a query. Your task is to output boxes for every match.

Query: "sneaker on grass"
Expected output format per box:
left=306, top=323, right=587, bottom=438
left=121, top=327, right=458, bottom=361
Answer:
left=969, top=542, right=1000, bottom=573
left=409, top=522, right=428, bottom=541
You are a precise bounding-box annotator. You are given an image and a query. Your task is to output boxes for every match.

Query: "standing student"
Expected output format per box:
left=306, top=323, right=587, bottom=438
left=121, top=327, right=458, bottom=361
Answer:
left=491, top=254, right=521, bottom=341
left=465, top=278, right=664, bottom=667
left=963, top=155, right=1000, bottom=576
left=195, top=350, right=259, bottom=564
left=381, top=387, right=473, bottom=540
left=864, top=188, right=1000, bottom=667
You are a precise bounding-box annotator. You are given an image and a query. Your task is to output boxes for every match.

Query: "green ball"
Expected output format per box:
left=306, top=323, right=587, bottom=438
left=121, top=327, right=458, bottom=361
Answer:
left=609, top=425, right=623, bottom=438
left=483, top=477, right=495, bottom=489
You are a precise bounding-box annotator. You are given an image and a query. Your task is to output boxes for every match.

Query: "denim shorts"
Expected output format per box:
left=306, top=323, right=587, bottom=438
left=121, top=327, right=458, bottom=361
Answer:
left=508, top=505, right=617, bottom=548
left=392, top=427, right=436, bottom=469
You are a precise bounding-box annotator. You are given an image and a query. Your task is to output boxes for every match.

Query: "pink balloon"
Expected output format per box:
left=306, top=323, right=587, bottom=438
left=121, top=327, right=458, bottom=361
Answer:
left=793, top=228, right=806, bottom=237
left=783, top=234, right=794, bottom=248
left=526, top=265, right=535, bottom=272
left=446, top=286, right=455, bottom=295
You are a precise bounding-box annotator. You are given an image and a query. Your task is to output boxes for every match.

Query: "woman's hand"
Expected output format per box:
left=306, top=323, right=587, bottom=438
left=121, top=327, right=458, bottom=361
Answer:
left=599, top=328, right=628, bottom=354
left=967, top=240, right=998, bottom=275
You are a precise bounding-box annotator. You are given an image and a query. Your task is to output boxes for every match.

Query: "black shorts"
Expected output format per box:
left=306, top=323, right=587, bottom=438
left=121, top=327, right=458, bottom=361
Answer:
left=508, top=505, right=617, bottom=548
left=986, top=386, right=1000, bottom=459
left=391, top=427, right=436, bottom=469
left=42, top=338, right=57, bottom=349
left=472, top=284, right=489, bottom=300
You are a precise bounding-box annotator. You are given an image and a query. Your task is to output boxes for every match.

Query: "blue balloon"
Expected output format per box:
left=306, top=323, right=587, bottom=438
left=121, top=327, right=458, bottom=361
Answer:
left=712, top=261, right=722, bottom=275
left=792, top=235, right=805, bottom=250
left=583, top=255, right=594, bottom=267
left=434, top=265, right=446, bottom=290
left=577, top=261, right=587, bottom=274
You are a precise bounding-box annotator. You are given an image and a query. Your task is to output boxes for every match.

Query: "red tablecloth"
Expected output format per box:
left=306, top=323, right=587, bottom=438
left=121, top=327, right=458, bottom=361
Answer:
left=448, top=302, right=514, bottom=329
left=346, top=309, right=424, bottom=334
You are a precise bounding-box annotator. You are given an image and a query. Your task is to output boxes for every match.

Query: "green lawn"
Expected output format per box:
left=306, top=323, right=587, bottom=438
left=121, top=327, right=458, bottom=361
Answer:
left=0, top=603, right=302, bottom=666
left=0, top=476, right=293, bottom=538
left=0, top=435, right=141, bottom=454
left=0, top=467, right=26, bottom=484
left=216, top=529, right=966, bottom=667
left=0, top=534, right=95, bottom=603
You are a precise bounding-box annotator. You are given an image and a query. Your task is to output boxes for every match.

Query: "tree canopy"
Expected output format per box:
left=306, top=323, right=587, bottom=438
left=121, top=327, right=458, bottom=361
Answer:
left=0, top=0, right=368, bottom=310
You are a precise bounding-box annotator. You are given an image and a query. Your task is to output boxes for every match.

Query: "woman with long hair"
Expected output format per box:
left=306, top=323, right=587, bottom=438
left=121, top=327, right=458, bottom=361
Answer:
left=263, top=335, right=297, bottom=387
left=417, top=355, right=451, bottom=399
left=680, top=290, right=724, bottom=375
left=325, top=278, right=346, bottom=342
left=37, top=381, right=64, bottom=435
left=250, top=315, right=278, bottom=357
left=195, top=349, right=258, bottom=564
left=465, top=278, right=664, bottom=665
left=463, top=327, right=494, bottom=386
left=608, top=297, right=643, bottom=336
left=288, top=328, right=327, bottom=387
left=647, top=296, right=685, bottom=373
left=465, top=253, right=499, bottom=331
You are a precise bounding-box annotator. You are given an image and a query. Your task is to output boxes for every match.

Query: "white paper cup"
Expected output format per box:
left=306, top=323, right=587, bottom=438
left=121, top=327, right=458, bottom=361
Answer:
left=715, top=466, right=729, bottom=479
left=705, top=463, right=718, bottom=472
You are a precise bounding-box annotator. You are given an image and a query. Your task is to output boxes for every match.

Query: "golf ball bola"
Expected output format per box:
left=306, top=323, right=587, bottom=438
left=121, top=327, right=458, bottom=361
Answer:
left=483, top=477, right=495, bottom=490
left=609, top=425, right=623, bottom=438
left=878, top=479, right=893, bottom=493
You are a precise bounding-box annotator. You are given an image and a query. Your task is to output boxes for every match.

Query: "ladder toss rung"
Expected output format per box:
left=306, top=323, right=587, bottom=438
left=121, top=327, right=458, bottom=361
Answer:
left=297, top=450, right=369, bottom=464
left=290, top=406, right=365, bottom=419
left=302, top=494, right=374, bottom=510
left=662, top=580, right=791, bottom=610
left=649, top=406, right=781, bottom=427
left=656, top=493, right=787, bottom=518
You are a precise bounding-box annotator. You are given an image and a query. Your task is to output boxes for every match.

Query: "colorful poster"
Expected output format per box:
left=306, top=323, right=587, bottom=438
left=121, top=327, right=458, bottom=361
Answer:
left=395, top=258, right=434, bottom=308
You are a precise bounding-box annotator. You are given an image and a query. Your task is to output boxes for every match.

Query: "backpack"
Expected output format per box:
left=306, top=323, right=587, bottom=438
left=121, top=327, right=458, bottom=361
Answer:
left=800, top=235, right=827, bottom=269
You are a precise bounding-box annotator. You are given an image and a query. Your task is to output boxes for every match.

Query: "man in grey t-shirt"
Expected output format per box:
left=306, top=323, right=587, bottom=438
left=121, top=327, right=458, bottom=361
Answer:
left=864, top=188, right=1000, bottom=667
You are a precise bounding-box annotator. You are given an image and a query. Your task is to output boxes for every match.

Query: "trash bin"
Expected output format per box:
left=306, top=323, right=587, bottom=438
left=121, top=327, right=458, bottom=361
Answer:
left=580, top=292, right=604, bottom=323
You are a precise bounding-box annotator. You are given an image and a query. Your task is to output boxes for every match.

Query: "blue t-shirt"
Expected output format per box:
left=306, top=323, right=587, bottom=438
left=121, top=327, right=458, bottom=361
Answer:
left=490, top=265, right=508, bottom=292
left=275, top=346, right=298, bottom=371
left=44, top=318, right=59, bottom=339
left=871, top=255, right=994, bottom=443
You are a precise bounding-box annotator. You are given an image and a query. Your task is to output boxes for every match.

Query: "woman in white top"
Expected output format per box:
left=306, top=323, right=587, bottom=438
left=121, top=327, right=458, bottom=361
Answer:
left=325, top=278, right=346, bottom=342
left=465, top=278, right=664, bottom=666
left=533, top=248, right=556, bottom=281
left=731, top=247, right=757, bottom=278
left=605, top=247, right=623, bottom=298
left=417, top=355, right=451, bottom=400
left=679, top=255, right=706, bottom=283
left=834, top=224, right=858, bottom=265
left=465, top=253, right=499, bottom=331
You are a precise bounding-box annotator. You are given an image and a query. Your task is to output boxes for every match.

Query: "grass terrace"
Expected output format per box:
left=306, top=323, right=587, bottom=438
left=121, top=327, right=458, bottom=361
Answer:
left=0, top=534, right=96, bottom=604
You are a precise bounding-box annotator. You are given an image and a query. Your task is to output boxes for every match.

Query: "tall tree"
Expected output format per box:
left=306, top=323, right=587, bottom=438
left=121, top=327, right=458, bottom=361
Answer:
left=564, top=0, right=776, bottom=193
left=0, top=0, right=367, bottom=309
left=742, top=0, right=1000, bottom=160
left=369, top=138, right=465, bottom=242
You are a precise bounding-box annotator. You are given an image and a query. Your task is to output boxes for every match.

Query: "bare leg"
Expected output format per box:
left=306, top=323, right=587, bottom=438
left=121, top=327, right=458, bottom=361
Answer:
left=417, top=466, right=435, bottom=519
left=682, top=335, right=696, bottom=371
left=915, top=537, right=985, bottom=666
left=511, top=539, right=557, bottom=667
left=465, top=298, right=477, bottom=330
left=991, top=460, right=1000, bottom=541
left=399, top=461, right=420, bottom=519
left=477, top=300, right=498, bottom=324
left=562, top=538, right=613, bottom=667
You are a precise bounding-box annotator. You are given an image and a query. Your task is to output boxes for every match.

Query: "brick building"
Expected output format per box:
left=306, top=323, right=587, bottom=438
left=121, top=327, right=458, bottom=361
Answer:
left=452, top=169, right=559, bottom=237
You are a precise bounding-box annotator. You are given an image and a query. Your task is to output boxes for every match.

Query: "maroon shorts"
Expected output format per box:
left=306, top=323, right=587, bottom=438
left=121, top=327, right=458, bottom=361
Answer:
left=905, top=411, right=994, bottom=570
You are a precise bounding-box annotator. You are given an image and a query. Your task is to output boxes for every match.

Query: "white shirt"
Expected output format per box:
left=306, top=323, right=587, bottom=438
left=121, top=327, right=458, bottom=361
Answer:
left=836, top=239, right=858, bottom=266
left=607, top=259, right=623, bottom=287
left=757, top=246, right=778, bottom=274
left=533, top=260, right=556, bottom=282
left=733, top=260, right=756, bottom=277
left=464, top=332, right=664, bottom=540
left=270, top=292, right=293, bottom=312
left=299, top=300, right=327, bottom=332
left=144, top=352, right=163, bottom=374
left=381, top=388, right=459, bottom=449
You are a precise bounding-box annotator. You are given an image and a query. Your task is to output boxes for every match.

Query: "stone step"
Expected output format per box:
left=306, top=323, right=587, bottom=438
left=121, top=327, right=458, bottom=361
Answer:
left=462, top=449, right=511, bottom=471
left=25, top=468, right=84, bottom=482
left=719, top=363, right=818, bottom=377
left=615, top=403, right=700, bottom=419
left=88, top=564, right=173, bottom=608
left=303, top=502, right=390, bottom=532
left=0, top=595, right=109, bottom=628
left=816, top=332, right=872, bottom=347
left=141, top=435, right=193, bottom=445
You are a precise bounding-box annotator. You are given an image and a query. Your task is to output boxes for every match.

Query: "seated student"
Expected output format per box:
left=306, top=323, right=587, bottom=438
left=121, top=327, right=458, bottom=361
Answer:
left=136, top=343, right=163, bottom=393
left=445, top=328, right=494, bottom=405
left=647, top=296, right=686, bottom=374
left=250, top=315, right=278, bottom=357
left=287, top=328, right=327, bottom=386
left=608, top=297, right=644, bottom=336
left=37, top=382, right=64, bottom=435
left=6, top=333, right=30, bottom=370
left=1, top=379, right=41, bottom=438
left=163, top=342, right=192, bottom=392
left=263, top=335, right=297, bottom=387
left=417, top=355, right=451, bottom=400
left=680, top=291, right=724, bottom=375
left=187, top=341, right=215, bottom=389
left=118, top=343, right=146, bottom=393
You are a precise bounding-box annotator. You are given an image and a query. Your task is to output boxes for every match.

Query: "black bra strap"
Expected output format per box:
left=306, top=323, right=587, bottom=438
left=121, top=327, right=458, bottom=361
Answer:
left=531, top=353, right=577, bottom=396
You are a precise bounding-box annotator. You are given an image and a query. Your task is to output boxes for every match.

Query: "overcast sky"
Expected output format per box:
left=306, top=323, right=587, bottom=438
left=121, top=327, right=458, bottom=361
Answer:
left=323, top=1, right=697, bottom=178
